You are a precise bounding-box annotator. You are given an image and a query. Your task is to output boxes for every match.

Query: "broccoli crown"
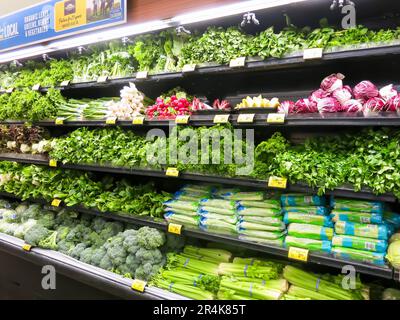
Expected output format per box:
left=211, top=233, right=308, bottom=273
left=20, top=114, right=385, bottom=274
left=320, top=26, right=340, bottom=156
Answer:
left=122, top=229, right=137, bottom=238
left=106, top=236, right=127, bottom=266
left=15, top=204, right=28, bottom=214
left=135, top=248, right=163, bottom=264
left=21, top=204, right=41, bottom=222
left=98, top=222, right=124, bottom=241
left=57, top=239, right=75, bottom=254
left=70, top=243, right=87, bottom=259
left=24, top=224, right=50, bottom=246
left=80, top=247, right=95, bottom=264
left=135, top=262, right=162, bottom=281
left=91, top=217, right=107, bottom=233
left=80, top=213, right=93, bottom=227
left=56, top=226, right=70, bottom=242
left=66, top=224, right=91, bottom=243
left=37, top=211, right=56, bottom=229
left=38, top=231, right=58, bottom=250
left=116, top=263, right=136, bottom=277
left=136, top=227, right=166, bottom=249
left=126, top=253, right=140, bottom=268
left=99, top=254, right=113, bottom=270
left=91, top=247, right=107, bottom=266
left=122, top=235, right=140, bottom=254
left=54, top=209, right=79, bottom=227
left=85, top=231, right=104, bottom=247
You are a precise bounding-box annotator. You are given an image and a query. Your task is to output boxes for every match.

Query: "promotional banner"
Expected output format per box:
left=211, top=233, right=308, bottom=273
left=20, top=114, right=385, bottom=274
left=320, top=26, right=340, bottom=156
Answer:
left=0, top=0, right=127, bottom=52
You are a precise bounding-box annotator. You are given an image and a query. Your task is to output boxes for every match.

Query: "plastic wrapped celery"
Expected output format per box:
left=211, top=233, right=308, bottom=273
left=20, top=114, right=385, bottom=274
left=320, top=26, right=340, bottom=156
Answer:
left=238, top=235, right=284, bottom=246
left=331, top=246, right=386, bottom=265
left=220, top=191, right=264, bottom=201
left=237, top=206, right=281, bottom=217
left=237, top=199, right=280, bottom=209
left=281, top=194, right=326, bottom=206
left=383, top=211, right=400, bottom=228
left=164, top=207, right=198, bottom=216
left=164, top=212, right=199, bottom=227
left=181, top=184, right=215, bottom=193
left=198, top=212, right=238, bottom=224
left=164, top=200, right=199, bottom=211
left=199, top=206, right=237, bottom=216
left=199, top=218, right=237, bottom=235
left=283, top=212, right=333, bottom=227
left=237, top=221, right=285, bottom=232
left=330, top=198, right=383, bottom=214
left=335, top=221, right=389, bottom=240
left=239, top=216, right=283, bottom=227
left=287, top=223, right=333, bottom=240
left=238, top=229, right=285, bottom=240
left=285, top=236, right=332, bottom=253
left=174, top=190, right=210, bottom=201
left=200, top=199, right=236, bottom=210
left=330, top=210, right=383, bottom=224
left=282, top=206, right=329, bottom=216
left=332, top=235, right=387, bottom=253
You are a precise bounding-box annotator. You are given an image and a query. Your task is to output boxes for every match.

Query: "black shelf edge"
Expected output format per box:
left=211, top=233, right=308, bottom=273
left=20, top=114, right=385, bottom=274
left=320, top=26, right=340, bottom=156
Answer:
left=4, top=112, right=400, bottom=127
left=0, top=191, right=394, bottom=280
left=0, top=154, right=396, bottom=203
left=1, top=43, right=400, bottom=94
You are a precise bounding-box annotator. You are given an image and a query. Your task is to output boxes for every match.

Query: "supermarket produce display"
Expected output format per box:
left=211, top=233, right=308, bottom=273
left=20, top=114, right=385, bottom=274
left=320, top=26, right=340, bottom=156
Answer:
left=0, top=0, right=400, bottom=301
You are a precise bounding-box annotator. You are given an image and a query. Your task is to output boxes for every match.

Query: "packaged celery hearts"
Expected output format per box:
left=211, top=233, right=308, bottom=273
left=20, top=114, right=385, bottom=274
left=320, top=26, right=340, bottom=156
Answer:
left=331, top=246, right=386, bottom=265
left=199, top=218, right=237, bottom=235
left=332, top=235, right=388, bottom=253
left=164, top=212, right=199, bottom=227
left=330, top=197, right=383, bottom=214
left=287, top=223, right=333, bottom=240
left=237, top=199, right=280, bottom=209
left=238, top=229, right=285, bottom=240
left=198, top=211, right=238, bottom=224
left=237, top=221, right=285, bottom=232
left=163, top=200, right=199, bottom=212
left=180, top=184, right=215, bottom=193
left=237, top=206, right=281, bottom=217
left=238, top=235, right=284, bottom=246
left=282, top=206, right=329, bottom=216
left=284, top=212, right=333, bottom=227
left=383, top=211, right=400, bottom=228
left=239, top=215, right=283, bottom=227
left=330, top=210, right=383, bottom=224
left=284, top=236, right=332, bottom=253
left=281, top=194, right=326, bottom=207
left=220, top=191, right=265, bottom=201
left=334, top=221, right=389, bottom=240
left=199, top=206, right=237, bottom=216
left=164, top=207, right=198, bottom=217
left=200, top=198, right=237, bottom=210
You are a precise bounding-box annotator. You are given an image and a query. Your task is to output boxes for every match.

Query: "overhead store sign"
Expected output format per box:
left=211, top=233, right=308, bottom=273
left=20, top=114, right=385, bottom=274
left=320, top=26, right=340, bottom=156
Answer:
left=0, top=0, right=126, bottom=52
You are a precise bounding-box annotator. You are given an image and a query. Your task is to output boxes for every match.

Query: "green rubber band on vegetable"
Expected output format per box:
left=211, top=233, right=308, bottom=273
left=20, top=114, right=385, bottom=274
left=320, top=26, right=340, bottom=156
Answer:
left=183, top=258, right=190, bottom=267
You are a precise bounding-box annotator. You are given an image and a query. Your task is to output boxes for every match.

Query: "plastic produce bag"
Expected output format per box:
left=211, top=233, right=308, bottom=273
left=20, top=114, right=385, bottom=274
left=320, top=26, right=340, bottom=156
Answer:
left=238, top=229, right=285, bottom=240
left=282, top=206, right=329, bottom=216
left=164, top=212, right=199, bottom=227
left=220, top=191, right=264, bottom=201
left=330, top=198, right=383, bottom=214
left=199, top=206, right=237, bottom=216
left=174, top=190, right=210, bottom=201
left=0, top=209, right=20, bottom=223
left=331, top=246, right=386, bottom=265
left=238, top=235, right=284, bottom=246
left=198, top=211, right=238, bottom=224
left=164, top=207, right=198, bottom=217
left=284, top=212, right=333, bottom=227
left=200, top=218, right=237, bottom=235
left=239, top=216, right=284, bottom=227
left=237, top=199, right=280, bottom=209
left=335, top=221, right=388, bottom=240
left=281, top=194, right=326, bottom=207
left=237, top=206, right=281, bottom=217
left=200, top=199, right=236, bottom=210
left=332, top=235, right=387, bottom=253
left=237, top=221, right=285, bottom=232
left=287, top=223, right=333, bottom=240
left=330, top=210, right=383, bottom=224
left=181, top=184, right=214, bottom=193
left=164, top=200, right=199, bottom=211
left=386, top=240, right=400, bottom=269
left=284, top=236, right=332, bottom=252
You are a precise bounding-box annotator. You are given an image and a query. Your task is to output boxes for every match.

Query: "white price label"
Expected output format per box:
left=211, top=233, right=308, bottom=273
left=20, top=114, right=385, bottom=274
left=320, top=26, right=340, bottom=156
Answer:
left=182, top=64, right=196, bottom=73
left=237, top=114, right=255, bottom=123
left=97, top=76, right=109, bottom=83
left=136, top=71, right=148, bottom=79
left=303, top=48, right=323, bottom=60
left=60, top=80, right=71, bottom=86
left=229, top=57, right=246, bottom=68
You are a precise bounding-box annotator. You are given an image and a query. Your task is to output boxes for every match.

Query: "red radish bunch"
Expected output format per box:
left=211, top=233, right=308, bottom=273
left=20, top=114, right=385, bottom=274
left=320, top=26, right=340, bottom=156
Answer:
left=146, top=95, right=192, bottom=119
left=212, top=99, right=231, bottom=110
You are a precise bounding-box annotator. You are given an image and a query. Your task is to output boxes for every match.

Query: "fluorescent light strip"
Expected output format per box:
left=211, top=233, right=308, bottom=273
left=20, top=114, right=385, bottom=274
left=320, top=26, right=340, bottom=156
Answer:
left=0, top=0, right=308, bottom=64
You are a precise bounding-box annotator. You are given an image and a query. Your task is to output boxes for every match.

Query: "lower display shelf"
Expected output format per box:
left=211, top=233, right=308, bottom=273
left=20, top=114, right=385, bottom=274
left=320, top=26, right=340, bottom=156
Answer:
left=0, top=233, right=186, bottom=300
left=0, top=153, right=396, bottom=203
left=0, top=191, right=395, bottom=281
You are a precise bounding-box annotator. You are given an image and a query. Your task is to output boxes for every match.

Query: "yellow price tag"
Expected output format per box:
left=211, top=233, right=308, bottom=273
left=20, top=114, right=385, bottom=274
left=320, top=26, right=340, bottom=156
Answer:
left=22, top=244, right=32, bottom=251
left=55, top=117, right=64, bottom=125
left=97, top=75, right=109, bottom=83
left=175, top=115, right=190, bottom=124
left=51, top=199, right=62, bottom=207
left=60, top=80, right=71, bottom=86
left=237, top=113, right=255, bottom=123
left=136, top=71, right=148, bottom=79
left=131, top=279, right=147, bottom=292
left=267, top=113, right=285, bottom=124
left=49, top=159, right=57, bottom=167
left=132, top=116, right=145, bottom=125
left=182, top=64, right=196, bottom=72
left=229, top=57, right=246, bottom=68
left=6, top=87, right=14, bottom=93
left=166, top=167, right=179, bottom=177
left=168, top=223, right=183, bottom=235
left=303, top=48, right=323, bottom=60
left=268, top=176, right=287, bottom=189
left=106, top=117, right=117, bottom=125
left=213, top=114, right=230, bottom=124
left=32, top=84, right=41, bottom=91
left=288, top=247, right=309, bottom=262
